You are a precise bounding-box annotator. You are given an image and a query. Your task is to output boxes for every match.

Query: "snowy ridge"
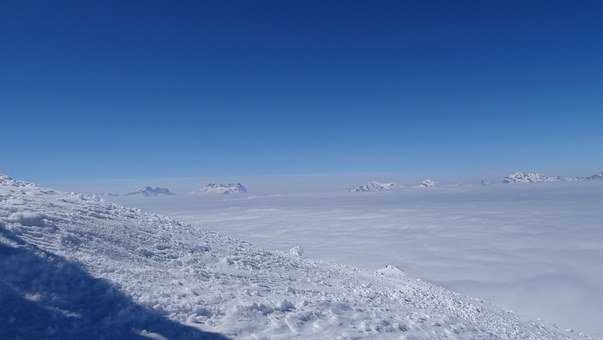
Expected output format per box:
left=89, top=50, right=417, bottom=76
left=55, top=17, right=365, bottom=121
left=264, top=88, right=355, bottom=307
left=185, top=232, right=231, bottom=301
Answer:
left=0, top=175, right=580, bottom=339
left=200, top=183, right=247, bottom=194
left=586, top=171, right=603, bottom=181
left=349, top=181, right=398, bottom=192
left=502, top=172, right=562, bottom=184
left=501, top=171, right=603, bottom=184
left=126, top=186, right=175, bottom=197
left=418, top=179, right=436, bottom=188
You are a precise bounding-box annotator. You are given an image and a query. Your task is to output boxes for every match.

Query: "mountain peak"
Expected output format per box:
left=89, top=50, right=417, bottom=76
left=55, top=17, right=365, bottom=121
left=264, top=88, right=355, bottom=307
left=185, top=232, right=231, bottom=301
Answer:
left=587, top=171, right=603, bottom=181
left=502, top=172, right=561, bottom=184
left=201, top=183, right=247, bottom=194
left=418, top=179, right=436, bottom=188
left=349, top=181, right=398, bottom=192
left=126, top=186, right=174, bottom=197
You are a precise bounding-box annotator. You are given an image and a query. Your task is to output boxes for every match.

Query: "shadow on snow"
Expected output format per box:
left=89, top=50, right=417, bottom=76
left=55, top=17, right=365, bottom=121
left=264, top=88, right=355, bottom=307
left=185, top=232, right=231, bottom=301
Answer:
left=0, top=224, right=228, bottom=340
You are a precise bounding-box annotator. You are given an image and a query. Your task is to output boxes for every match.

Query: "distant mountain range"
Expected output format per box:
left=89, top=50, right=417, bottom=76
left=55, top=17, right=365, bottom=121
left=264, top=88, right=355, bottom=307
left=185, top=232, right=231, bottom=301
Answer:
left=502, top=172, right=562, bottom=184
left=349, top=171, right=603, bottom=191
left=586, top=171, right=603, bottom=181
left=349, top=179, right=438, bottom=192
left=96, top=170, right=603, bottom=197
left=501, top=171, right=603, bottom=184
left=126, top=186, right=175, bottom=197
left=348, top=181, right=398, bottom=192
left=200, top=183, right=248, bottom=194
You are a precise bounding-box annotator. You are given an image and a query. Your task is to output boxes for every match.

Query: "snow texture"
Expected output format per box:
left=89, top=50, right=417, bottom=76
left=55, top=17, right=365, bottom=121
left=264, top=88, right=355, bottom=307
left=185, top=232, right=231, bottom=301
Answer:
left=119, top=182, right=603, bottom=339
left=0, top=175, right=581, bottom=339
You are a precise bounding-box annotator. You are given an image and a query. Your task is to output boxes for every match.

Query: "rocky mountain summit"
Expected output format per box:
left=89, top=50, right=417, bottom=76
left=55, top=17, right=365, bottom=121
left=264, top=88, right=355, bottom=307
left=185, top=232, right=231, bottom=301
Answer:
left=349, top=181, right=398, bottom=192
left=502, top=172, right=562, bottom=184
left=418, top=179, right=436, bottom=188
left=126, top=186, right=175, bottom=197
left=586, top=171, right=603, bottom=181
left=200, top=183, right=247, bottom=194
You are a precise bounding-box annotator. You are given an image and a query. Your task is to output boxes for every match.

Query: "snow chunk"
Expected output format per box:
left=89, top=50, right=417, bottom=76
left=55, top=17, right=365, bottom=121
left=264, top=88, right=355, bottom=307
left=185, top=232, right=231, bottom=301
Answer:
left=376, top=264, right=406, bottom=279
left=136, top=330, right=168, bottom=340
left=289, top=246, right=304, bottom=257
left=276, top=299, right=296, bottom=312
left=7, top=211, right=47, bottom=226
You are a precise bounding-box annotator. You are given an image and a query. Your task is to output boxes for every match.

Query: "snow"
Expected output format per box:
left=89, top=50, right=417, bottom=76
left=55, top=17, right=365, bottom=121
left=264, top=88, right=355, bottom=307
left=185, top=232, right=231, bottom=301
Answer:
left=349, top=181, right=398, bottom=192
left=117, top=181, right=603, bottom=339
left=418, top=179, right=436, bottom=188
left=502, top=172, right=562, bottom=184
left=586, top=171, right=603, bottom=181
left=288, top=245, right=304, bottom=257
left=0, top=175, right=581, bottom=339
left=6, top=211, right=48, bottom=226
left=199, top=183, right=248, bottom=194
left=486, top=171, right=603, bottom=185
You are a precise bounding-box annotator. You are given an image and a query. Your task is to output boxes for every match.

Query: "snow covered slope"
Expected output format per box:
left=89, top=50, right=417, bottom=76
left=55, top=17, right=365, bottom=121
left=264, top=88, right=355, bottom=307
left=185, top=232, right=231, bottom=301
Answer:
left=127, top=186, right=175, bottom=197
left=0, top=175, right=578, bottom=339
left=349, top=181, right=398, bottom=192
left=200, top=183, right=247, bottom=194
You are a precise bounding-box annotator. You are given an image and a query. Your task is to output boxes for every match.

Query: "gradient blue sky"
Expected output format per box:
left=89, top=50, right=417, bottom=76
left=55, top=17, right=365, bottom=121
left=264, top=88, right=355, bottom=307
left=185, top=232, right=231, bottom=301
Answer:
left=2, top=0, right=602, bottom=184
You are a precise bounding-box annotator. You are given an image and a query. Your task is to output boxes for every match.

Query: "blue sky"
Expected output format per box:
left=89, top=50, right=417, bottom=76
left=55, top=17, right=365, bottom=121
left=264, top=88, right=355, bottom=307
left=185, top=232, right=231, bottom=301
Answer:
left=2, top=0, right=602, bottom=184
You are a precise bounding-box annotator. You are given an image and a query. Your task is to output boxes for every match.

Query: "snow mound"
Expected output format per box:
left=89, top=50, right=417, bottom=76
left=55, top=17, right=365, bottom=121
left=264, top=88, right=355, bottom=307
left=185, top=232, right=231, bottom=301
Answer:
left=349, top=181, right=398, bottom=192
left=126, top=186, right=175, bottom=197
left=418, top=179, right=436, bottom=188
left=7, top=211, right=48, bottom=226
left=96, top=192, right=120, bottom=197
left=0, top=175, right=577, bottom=339
left=199, top=183, right=247, bottom=194
left=375, top=264, right=407, bottom=279
left=0, top=174, right=37, bottom=188
left=502, top=172, right=562, bottom=184
left=288, top=245, right=304, bottom=257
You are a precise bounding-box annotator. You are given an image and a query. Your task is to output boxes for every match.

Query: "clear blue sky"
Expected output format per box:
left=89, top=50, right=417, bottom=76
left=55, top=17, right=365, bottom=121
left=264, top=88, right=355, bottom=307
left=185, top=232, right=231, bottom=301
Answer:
left=2, top=0, right=602, bottom=183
